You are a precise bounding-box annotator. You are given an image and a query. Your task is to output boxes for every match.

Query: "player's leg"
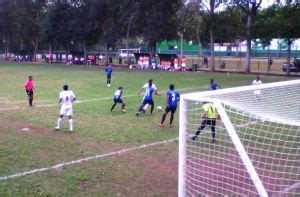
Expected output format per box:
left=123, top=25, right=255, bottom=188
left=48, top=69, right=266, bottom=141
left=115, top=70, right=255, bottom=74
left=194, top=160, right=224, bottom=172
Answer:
left=159, top=106, right=170, bottom=127
left=210, top=119, right=216, bottom=143
left=119, top=99, right=126, bottom=112
left=191, top=118, right=207, bottom=140
left=107, top=75, right=111, bottom=86
left=136, top=100, right=146, bottom=116
left=29, top=93, right=33, bottom=107
left=169, top=106, right=177, bottom=127
left=56, top=114, right=64, bottom=131
left=143, top=104, right=148, bottom=113
left=111, top=99, right=117, bottom=111
left=149, top=100, right=154, bottom=114
left=67, top=108, right=73, bottom=132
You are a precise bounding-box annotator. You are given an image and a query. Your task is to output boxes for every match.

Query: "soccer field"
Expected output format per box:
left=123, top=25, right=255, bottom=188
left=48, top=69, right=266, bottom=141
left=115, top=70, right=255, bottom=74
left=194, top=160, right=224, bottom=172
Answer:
left=0, top=61, right=293, bottom=195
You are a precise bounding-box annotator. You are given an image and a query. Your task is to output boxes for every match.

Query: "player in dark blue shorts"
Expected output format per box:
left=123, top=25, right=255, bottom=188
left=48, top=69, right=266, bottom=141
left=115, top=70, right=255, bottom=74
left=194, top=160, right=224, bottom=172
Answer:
left=111, top=87, right=126, bottom=112
left=136, top=82, right=160, bottom=116
left=159, top=84, right=180, bottom=127
left=105, top=64, right=113, bottom=86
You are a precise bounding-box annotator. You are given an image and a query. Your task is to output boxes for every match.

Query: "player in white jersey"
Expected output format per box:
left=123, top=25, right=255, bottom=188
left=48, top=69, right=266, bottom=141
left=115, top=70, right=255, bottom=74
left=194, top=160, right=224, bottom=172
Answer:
left=55, top=85, right=76, bottom=132
left=139, top=79, right=157, bottom=112
left=252, top=76, right=262, bottom=99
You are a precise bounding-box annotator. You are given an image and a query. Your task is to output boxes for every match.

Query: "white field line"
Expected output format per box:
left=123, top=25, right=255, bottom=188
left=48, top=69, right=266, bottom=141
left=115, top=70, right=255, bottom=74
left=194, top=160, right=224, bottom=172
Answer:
left=0, top=138, right=178, bottom=181
left=0, top=86, right=206, bottom=112
left=282, top=181, right=300, bottom=193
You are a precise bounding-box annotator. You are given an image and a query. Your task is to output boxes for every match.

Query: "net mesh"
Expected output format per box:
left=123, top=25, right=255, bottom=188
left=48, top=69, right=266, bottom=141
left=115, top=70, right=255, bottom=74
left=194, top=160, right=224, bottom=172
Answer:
left=183, top=81, right=300, bottom=196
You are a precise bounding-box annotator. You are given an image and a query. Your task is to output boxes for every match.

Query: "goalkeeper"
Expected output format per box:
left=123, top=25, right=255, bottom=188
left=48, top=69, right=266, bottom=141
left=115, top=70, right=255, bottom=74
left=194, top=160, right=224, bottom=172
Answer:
left=191, top=102, right=218, bottom=143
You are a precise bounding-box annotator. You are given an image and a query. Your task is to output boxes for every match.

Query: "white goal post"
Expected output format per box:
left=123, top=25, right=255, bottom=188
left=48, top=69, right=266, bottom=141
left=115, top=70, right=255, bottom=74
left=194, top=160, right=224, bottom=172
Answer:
left=178, top=79, right=300, bottom=196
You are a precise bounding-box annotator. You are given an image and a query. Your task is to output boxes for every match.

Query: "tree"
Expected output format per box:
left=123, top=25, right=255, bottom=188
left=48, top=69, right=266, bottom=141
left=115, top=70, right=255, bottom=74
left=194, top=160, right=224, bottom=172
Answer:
left=195, top=0, right=228, bottom=71
left=253, top=2, right=300, bottom=75
left=235, top=0, right=262, bottom=73
left=92, top=0, right=124, bottom=65
left=0, top=0, right=18, bottom=58
left=138, top=0, right=180, bottom=52
left=184, top=3, right=207, bottom=57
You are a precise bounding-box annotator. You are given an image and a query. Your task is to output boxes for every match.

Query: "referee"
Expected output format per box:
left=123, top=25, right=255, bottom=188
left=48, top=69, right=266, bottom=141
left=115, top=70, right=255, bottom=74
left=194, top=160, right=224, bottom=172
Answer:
left=191, top=102, right=218, bottom=143
left=24, top=75, right=34, bottom=107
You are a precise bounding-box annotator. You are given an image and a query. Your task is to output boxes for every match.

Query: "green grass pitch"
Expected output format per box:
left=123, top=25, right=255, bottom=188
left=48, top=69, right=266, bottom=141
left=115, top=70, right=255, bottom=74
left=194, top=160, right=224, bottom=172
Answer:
left=0, top=61, right=292, bottom=195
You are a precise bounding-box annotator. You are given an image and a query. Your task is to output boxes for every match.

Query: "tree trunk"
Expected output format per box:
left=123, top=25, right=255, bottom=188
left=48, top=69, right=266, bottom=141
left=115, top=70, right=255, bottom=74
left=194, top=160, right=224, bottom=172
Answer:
left=65, top=47, right=69, bottom=64
left=126, top=20, right=131, bottom=67
left=210, top=27, right=215, bottom=72
left=180, top=32, right=184, bottom=66
left=286, top=39, right=292, bottom=76
left=196, top=28, right=202, bottom=57
left=104, top=43, right=109, bottom=66
left=83, top=43, right=87, bottom=65
left=31, top=39, right=38, bottom=62
left=245, top=14, right=252, bottom=73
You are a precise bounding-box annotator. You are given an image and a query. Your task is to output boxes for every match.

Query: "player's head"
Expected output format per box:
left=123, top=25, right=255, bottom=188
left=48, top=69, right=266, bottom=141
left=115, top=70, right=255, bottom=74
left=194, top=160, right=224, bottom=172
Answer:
left=63, top=84, right=68, bottom=91
left=118, top=86, right=123, bottom=90
left=210, top=79, right=214, bottom=84
left=148, top=79, right=153, bottom=87
left=170, top=84, right=174, bottom=90
left=29, top=75, right=33, bottom=81
left=256, top=76, right=260, bottom=81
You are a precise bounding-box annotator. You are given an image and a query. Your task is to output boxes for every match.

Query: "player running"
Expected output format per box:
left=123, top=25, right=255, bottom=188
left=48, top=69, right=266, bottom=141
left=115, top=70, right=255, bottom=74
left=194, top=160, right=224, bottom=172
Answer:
left=24, top=75, right=34, bottom=107
left=55, top=85, right=76, bottom=132
left=159, top=84, right=180, bottom=128
left=139, top=79, right=158, bottom=113
left=105, top=64, right=113, bottom=86
left=111, top=87, right=126, bottom=113
left=136, top=80, right=160, bottom=116
left=210, top=79, right=221, bottom=90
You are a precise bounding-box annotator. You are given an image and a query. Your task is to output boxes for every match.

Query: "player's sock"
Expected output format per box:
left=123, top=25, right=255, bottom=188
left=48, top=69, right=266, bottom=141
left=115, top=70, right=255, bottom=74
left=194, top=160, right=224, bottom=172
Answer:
left=29, top=98, right=33, bottom=106
left=111, top=103, right=117, bottom=111
left=150, top=104, right=154, bottom=114
left=161, top=113, right=167, bottom=124
left=121, top=103, right=125, bottom=110
left=69, top=119, right=73, bottom=131
left=56, top=118, right=62, bottom=130
left=170, top=113, right=174, bottom=125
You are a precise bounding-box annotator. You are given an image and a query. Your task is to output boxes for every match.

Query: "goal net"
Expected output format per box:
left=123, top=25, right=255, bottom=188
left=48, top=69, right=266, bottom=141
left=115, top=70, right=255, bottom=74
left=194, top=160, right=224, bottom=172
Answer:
left=178, top=80, right=300, bottom=196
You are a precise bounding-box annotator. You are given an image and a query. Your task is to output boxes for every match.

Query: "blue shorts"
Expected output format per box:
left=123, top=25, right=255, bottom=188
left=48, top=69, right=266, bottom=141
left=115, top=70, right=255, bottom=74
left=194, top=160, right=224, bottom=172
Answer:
left=142, top=99, right=154, bottom=106
left=114, top=98, right=123, bottom=104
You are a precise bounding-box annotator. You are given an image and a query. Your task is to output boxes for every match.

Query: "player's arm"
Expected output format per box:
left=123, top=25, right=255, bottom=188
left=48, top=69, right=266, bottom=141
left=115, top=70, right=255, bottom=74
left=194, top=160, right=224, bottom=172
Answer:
left=71, top=92, right=76, bottom=102
left=58, top=98, right=62, bottom=104
left=154, top=90, right=161, bottom=96
left=137, top=87, right=144, bottom=95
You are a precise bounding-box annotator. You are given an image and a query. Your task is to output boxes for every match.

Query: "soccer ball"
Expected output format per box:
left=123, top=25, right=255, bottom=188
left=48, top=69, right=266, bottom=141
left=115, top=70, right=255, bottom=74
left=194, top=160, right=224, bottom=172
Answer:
left=157, top=106, right=162, bottom=112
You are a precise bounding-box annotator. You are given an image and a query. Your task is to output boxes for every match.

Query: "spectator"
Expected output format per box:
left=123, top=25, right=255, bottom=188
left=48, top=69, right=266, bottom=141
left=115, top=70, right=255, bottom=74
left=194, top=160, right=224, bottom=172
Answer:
left=49, top=53, right=53, bottom=64
left=181, top=56, right=186, bottom=71
left=203, top=56, right=208, bottom=68
left=267, top=58, right=273, bottom=72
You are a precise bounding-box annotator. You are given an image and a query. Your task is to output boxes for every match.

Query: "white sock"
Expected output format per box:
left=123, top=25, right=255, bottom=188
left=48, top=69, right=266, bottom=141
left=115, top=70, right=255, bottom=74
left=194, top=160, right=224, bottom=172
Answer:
left=144, top=104, right=148, bottom=110
left=56, top=118, right=62, bottom=129
left=69, top=119, right=73, bottom=131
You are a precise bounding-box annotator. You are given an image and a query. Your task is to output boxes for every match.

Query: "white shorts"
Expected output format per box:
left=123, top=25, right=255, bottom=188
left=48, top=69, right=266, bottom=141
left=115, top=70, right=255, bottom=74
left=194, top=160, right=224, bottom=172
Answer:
left=254, top=90, right=261, bottom=96
left=60, top=105, right=73, bottom=116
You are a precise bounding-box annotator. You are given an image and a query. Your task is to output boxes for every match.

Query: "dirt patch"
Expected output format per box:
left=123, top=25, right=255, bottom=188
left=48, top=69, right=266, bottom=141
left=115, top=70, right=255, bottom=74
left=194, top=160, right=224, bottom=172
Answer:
left=0, top=118, right=123, bottom=158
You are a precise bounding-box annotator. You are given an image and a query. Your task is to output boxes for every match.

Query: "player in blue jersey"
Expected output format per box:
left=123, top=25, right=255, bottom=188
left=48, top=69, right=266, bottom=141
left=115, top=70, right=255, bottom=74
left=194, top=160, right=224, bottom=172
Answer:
left=105, top=64, right=113, bottom=86
left=159, top=84, right=180, bottom=128
left=111, top=87, right=126, bottom=112
left=210, top=79, right=221, bottom=90
left=136, top=81, right=160, bottom=116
